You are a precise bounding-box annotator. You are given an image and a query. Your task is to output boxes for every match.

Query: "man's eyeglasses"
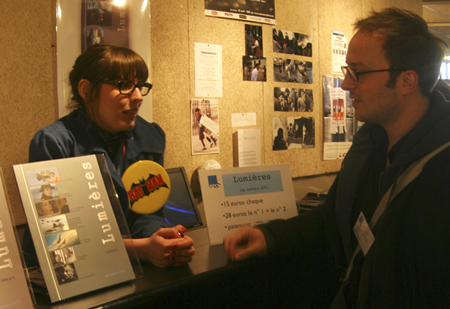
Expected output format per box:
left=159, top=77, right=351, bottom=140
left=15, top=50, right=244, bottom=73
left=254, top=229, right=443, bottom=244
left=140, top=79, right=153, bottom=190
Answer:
left=341, top=66, right=406, bottom=82
left=100, top=80, right=152, bottom=96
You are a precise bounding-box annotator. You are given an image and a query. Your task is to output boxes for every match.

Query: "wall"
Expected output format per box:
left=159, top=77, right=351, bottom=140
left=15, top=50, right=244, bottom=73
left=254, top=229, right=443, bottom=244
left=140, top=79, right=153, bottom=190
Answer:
left=0, top=0, right=422, bottom=225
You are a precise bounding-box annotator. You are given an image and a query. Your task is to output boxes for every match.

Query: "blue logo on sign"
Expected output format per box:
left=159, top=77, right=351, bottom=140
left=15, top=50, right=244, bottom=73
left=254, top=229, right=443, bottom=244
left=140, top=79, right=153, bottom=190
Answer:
left=208, top=175, right=221, bottom=188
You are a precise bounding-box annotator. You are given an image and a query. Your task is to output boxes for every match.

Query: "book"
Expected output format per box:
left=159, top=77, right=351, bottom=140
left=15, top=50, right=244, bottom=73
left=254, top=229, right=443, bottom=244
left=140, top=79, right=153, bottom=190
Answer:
left=14, top=154, right=136, bottom=303
left=0, top=169, right=35, bottom=308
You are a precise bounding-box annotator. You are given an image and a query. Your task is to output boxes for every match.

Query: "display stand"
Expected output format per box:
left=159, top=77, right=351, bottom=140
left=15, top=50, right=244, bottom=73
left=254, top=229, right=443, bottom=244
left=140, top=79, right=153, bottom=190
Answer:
left=13, top=154, right=141, bottom=303
left=0, top=168, right=35, bottom=308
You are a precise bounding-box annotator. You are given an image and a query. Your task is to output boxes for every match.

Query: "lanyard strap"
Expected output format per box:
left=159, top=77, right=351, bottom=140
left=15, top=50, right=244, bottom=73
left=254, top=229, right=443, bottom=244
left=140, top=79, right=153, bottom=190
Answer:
left=342, top=141, right=450, bottom=283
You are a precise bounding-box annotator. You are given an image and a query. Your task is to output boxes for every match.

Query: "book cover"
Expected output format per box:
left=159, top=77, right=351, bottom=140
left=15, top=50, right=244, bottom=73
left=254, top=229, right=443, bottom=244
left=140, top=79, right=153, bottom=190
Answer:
left=0, top=169, right=35, bottom=308
left=13, top=154, right=135, bottom=303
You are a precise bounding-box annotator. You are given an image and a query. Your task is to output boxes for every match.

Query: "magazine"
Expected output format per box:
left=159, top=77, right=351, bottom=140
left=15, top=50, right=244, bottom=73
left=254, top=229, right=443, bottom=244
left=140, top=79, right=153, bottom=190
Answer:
left=13, top=154, right=135, bottom=302
left=0, top=169, right=35, bottom=308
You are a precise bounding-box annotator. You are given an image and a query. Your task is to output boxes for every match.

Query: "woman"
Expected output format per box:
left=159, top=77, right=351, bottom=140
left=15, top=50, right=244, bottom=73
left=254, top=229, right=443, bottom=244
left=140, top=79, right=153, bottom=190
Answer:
left=39, top=183, right=55, bottom=200
left=35, top=200, right=57, bottom=217
left=23, top=44, right=194, bottom=268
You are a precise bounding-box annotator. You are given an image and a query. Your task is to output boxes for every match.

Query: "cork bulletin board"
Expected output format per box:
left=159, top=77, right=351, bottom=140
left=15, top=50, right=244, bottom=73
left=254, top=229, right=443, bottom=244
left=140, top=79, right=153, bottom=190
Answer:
left=0, top=0, right=422, bottom=224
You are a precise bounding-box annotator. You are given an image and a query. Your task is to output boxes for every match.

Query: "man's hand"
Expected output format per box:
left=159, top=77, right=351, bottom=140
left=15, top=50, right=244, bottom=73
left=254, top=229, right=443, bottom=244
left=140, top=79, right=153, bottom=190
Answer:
left=223, top=226, right=267, bottom=262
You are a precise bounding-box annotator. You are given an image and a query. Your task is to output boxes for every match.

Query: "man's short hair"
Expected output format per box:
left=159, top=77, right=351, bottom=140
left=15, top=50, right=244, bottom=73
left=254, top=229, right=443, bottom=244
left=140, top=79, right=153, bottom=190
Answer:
left=354, top=7, right=447, bottom=95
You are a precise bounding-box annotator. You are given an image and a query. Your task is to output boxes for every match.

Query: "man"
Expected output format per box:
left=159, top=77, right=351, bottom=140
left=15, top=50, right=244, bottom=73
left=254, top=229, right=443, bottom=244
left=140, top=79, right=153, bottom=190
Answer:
left=224, top=8, right=450, bottom=308
left=251, top=63, right=260, bottom=81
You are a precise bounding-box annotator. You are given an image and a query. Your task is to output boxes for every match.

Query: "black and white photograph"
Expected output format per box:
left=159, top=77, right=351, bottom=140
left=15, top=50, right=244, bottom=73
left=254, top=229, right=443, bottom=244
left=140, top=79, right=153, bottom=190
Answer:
left=51, top=247, right=77, bottom=266
left=191, top=99, right=220, bottom=155
left=243, top=56, right=267, bottom=81
left=55, top=263, right=79, bottom=285
left=274, top=87, right=314, bottom=111
left=274, top=58, right=312, bottom=83
left=273, top=117, right=315, bottom=151
left=272, top=28, right=312, bottom=56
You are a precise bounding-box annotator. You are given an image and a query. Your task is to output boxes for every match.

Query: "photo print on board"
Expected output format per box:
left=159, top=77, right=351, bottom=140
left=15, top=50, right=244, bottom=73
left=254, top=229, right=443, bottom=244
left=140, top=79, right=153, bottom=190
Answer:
left=243, top=56, right=267, bottom=81
left=272, top=117, right=315, bottom=150
left=273, top=58, right=312, bottom=83
left=272, top=28, right=312, bottom=56
left=245, top=24, right=263, bottom=58
left=191, top=99, right=220, bottom=155
left=274, top=87, right=313, bottom=112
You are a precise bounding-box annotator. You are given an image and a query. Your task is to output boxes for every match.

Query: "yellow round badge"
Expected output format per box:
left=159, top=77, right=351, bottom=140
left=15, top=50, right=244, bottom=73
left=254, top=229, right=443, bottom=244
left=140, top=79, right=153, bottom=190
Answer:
left=121, top=161, right=171, bottom=214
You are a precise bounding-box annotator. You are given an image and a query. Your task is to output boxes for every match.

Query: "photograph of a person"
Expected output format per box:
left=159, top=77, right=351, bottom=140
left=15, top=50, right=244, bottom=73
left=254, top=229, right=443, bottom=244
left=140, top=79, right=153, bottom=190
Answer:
left=272, top=117, right=315, bottom=150
left=273, top=58, right=312, bottom=83
left=53, top=198, right=70, bottom=214
left=272, top=28, right=312, bottom=56
left=191, top=99, right=219, bottom=155
left=245, top=24, right=263, bottom=58
left=40, top=214, right=69, bottom=235
left=55, top=263, right=79, bottom=285
left=46, top=229, right=81, bottom=251
left=35, top=200, right=60, bottom=218
left=243, top=56, right=267, bottom=82
left=286, top=116, right=315, bottom=149
left=29, top=183, right=60, bottom=202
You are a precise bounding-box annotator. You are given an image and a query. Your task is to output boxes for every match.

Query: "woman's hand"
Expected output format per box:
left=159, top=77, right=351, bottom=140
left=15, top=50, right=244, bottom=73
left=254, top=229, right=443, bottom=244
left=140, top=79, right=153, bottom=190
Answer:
left=130, top=225, right=195, bottom=268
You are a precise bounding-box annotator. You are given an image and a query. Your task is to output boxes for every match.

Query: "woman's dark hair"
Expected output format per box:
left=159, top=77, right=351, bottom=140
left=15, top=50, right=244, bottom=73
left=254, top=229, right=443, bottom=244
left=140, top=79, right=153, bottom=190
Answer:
left=354, top=8, right=447, bottom=96
left=68, top=44, right=148, bottom=119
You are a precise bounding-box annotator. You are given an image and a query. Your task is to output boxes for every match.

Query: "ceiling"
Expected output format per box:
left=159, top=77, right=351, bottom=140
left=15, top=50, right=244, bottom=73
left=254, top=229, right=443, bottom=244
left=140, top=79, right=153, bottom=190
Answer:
left=423, top=0, right=450, bottom=54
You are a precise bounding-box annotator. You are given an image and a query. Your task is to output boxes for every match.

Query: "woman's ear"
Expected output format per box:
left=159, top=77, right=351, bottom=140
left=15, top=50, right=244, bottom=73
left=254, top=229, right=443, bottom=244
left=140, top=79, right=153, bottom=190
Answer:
left=78, top=79, right=91, bottom=100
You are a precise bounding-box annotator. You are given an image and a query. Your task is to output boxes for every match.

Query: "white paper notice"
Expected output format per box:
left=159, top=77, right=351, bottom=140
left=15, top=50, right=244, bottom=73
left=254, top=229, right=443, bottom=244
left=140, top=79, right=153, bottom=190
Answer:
left=238, top=129, right=261, bottom=167
left=331, top=30, right=348, bottom=75
left=195, top=42, right=223, bottom=98
left=231, top=113, right=257, bottom=127
left=199, top=164, right=298, bottom=245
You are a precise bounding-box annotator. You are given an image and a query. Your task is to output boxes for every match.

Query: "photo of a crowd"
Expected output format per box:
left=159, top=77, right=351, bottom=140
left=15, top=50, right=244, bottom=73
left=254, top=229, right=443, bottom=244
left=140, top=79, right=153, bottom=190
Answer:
left=272, top=28, right=312, bottom=57
left=274, top=59, right=312, bottom=83
left=274, top=87, right=313, bottom=112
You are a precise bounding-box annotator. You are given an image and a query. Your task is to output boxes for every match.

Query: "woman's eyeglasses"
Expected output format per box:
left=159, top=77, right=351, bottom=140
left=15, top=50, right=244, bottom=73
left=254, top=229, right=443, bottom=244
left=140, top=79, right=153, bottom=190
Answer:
left=100, top=80, right=152, bottom=96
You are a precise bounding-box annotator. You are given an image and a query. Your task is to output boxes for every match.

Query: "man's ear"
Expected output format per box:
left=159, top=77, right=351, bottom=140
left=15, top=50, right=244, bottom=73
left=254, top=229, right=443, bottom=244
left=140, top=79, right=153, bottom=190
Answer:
left=78, top=79, right=90, bottom=100
left=399, top=70, right=419, bottom=95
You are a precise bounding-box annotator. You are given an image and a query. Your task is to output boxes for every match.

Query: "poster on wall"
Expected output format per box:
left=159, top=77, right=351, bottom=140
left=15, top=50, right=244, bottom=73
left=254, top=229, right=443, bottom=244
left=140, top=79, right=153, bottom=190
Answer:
left=272, top=117, right=315, bottom=151
left=81, top=0, right=129, bottom=52
left=56, top=0, right=152, bottom=120
left=331, top=30, right=348, bottom=75
left=191, top=99, right=220, bottom=155
left=322, top=75, right=354, bottom=160
left=205, top=0, right=275, bottom=25
left=272, top=28, right=312, bottom=57
left=195, top=42, right=223, bottom=97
